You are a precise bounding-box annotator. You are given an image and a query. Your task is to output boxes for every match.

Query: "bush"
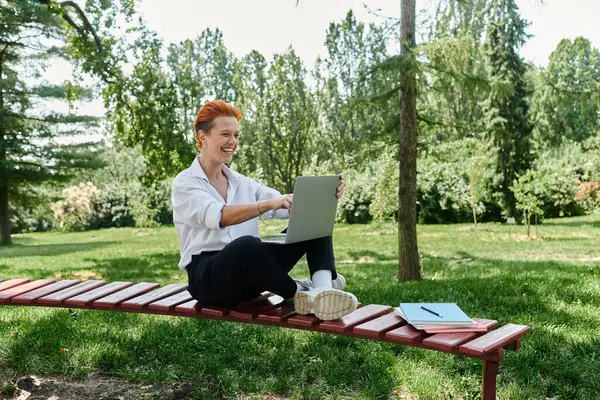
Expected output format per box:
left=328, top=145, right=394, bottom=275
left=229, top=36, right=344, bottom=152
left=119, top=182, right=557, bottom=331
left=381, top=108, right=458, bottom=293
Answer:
left=529, top=143, right=589, bottom=218
left=575, top=180, right=600, bottom=213
left=51, top=182, right=101, bottom=231
left=369, top=149, right=399, bottom=221
left=95, top=184, right=136, bottom=228
left=336, top=169, right=373, bottom=224
left=417, top=138, right=498, bottom=223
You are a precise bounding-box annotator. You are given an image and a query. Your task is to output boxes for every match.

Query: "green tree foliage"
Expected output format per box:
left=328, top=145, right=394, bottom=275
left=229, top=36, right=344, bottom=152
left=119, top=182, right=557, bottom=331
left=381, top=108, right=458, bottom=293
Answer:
left=314, top=11, right=394, bottom=170
left=481, top=0, right=532, bottom=218
left=531, top=37, right=600, bottom=146
left=421, top=0, right=489, bottom=140
left=104, top=27, right=238, bottom=183
left=512, top=170, right=543, bottom=237
left=234, top=49, right=315, bottom=193
left=0, top=0, right=106, bottom=244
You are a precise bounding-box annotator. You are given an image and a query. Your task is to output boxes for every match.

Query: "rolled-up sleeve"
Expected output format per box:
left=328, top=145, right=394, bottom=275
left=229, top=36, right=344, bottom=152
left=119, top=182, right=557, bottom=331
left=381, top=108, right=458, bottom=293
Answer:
left=172, top=177, right=225, bottom=229
left=254, top=181, right=290, bottom=219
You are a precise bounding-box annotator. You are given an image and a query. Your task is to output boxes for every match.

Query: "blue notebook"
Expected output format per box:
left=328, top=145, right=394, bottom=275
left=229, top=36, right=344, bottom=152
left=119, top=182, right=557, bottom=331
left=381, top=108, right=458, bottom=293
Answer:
left=398, top=303, right=474, bottom=326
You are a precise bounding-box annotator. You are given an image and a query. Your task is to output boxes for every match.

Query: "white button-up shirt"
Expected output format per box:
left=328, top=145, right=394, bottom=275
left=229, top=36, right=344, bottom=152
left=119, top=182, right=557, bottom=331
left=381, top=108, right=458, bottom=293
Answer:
left=172, top=158, right=289, bottom=270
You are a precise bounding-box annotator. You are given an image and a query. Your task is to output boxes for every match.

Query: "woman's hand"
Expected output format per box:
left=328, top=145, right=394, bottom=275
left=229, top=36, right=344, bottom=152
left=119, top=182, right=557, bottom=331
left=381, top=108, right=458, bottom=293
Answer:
left=336, top=173, right=345, bottom=200
left=266, top=194, right=293, bottom=211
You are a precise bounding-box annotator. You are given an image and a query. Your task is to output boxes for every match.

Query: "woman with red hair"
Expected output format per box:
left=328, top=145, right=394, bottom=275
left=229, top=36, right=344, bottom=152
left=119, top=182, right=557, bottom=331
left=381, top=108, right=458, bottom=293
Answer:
left=172, top=100, right=358, bottom=320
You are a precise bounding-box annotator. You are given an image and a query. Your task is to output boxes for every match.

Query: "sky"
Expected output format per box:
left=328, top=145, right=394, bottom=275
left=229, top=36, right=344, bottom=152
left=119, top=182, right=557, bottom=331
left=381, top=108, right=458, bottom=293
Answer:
left=136, top=0, right=600, bottom=68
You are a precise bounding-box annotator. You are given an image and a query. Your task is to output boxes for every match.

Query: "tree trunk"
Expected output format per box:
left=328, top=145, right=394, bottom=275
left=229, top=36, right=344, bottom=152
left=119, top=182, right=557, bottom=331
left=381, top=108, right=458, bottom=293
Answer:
left=0, top=52, right=11, bottom=245
left=0, top=184, right=10, bottom=245
left=398, top=0, right=421, bottom=281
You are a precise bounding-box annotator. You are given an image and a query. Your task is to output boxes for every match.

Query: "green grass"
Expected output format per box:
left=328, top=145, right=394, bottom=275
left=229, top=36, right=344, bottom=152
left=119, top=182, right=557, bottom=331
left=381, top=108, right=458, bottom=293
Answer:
left=1, top=216, right=599, bottom=399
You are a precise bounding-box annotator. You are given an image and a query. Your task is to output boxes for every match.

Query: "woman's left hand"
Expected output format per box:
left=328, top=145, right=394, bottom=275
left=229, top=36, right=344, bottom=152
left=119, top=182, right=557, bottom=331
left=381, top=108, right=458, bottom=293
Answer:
left=336, top=173, right=345, bottom=200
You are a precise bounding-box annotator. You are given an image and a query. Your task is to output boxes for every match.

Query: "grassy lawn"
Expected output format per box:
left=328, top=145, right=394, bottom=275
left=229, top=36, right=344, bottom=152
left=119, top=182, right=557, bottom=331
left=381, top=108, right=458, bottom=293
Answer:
left=1, top=215, right=599, bottom=399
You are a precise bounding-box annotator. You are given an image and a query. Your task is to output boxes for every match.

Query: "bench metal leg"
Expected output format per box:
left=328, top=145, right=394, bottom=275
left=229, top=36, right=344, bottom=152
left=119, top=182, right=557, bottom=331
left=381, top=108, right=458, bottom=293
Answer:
left=482, top=360, right=499, bottom=400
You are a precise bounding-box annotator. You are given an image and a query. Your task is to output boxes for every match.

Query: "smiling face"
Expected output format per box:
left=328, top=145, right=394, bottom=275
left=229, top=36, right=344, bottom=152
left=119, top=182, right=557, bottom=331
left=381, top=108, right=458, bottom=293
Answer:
left=197, top=116, right=240, bottom=164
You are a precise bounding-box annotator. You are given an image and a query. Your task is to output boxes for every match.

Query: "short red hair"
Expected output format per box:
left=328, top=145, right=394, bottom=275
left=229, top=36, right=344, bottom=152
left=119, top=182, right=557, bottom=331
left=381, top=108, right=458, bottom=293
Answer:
left=194, top=100, right=242, bottom=150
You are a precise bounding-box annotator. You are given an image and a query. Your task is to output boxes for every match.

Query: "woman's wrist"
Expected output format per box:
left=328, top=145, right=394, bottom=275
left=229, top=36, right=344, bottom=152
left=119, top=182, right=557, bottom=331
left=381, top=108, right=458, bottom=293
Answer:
left=261, top=199, right=273, bottom=212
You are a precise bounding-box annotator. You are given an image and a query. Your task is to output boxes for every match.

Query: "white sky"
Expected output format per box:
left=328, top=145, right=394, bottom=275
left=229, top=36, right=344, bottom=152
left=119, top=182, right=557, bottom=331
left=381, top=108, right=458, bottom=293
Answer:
left=136, top=0, right=600, bottom=67
left=44, top=0, right=600, bottom=122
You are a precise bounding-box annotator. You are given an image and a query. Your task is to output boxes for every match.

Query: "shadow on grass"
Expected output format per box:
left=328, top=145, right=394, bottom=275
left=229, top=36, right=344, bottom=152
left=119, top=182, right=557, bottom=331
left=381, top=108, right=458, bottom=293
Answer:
left=344, top=256, right=600, bottom=399
left=89, top=254, right=184, bottom=283
left=0, top=242, right=119, bottom=259
left=0, top=308, right=397, bottom=398
left=347, top=249, right=397, bottom=261
left=9, top=253, right=185, bottom=284
left=2, top=255, right=600, bottom=398
left=543, top=219, right=600, bottom=228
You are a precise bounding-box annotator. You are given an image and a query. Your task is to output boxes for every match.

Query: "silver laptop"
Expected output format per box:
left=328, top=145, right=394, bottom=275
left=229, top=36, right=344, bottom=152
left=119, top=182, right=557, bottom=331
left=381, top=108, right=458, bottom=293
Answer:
left=261, top=175, right=340, bottom=244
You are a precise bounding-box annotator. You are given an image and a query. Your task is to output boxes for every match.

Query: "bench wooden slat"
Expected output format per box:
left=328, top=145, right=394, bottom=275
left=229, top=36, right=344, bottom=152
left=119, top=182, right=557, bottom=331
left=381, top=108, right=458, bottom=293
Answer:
left=174, top=299, right=201, bottom=314
left=64, top=282, right=133, bottom=307
left=472, top=318, right=499, bottom=330
left=201, top=292, right=272, bottom=317
left=459, top=324, right=530, bottom=357
left=93, top=282, right=160, bottom=309
left=287, top=314, right=321, bottom=328
left=0, top=279, right=31, bottom=296
left=353, top=313, right=406, bottom=338
left=147, top=291, right=193, bottom=311
left=421, top=319, right=499, bottom=352
left=200, top=305, right=231, bottom=317
left=318, top=305, right=393, bottom=333
left=0, top=279, right=55, bottom=302
left=120, top=284, right=187, bottom=310
left=11, top=280, right=81, bottom=304
left=385, top=324, right=427, bottom=344
left=423, top=332, right=479, bottom=351
left=38, top=280, right=106, bottom=306
left=230, top=295, right=285, bottom=320
left=257, top=302, right=297, bottom=323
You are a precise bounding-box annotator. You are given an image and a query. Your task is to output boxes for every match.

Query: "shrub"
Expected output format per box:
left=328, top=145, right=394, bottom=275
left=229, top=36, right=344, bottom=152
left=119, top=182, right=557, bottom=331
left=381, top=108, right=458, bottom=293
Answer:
left=575, top=180, right=600, bottom=213
left=51, top=182, right=101, bottom=231
left=417, top=138, right=498, bottom=223
left=336, top=169, right=373, bottom=224
left=529, top=143, right=588, bottom=218
left=95, top=184, right=136, bottom=228
left=369, top=150, right=399, bottom=221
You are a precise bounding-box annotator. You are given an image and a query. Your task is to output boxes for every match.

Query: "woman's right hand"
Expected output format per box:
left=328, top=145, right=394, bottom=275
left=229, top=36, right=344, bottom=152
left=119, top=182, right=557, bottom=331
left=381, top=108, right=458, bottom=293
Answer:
left=268, top=194, right=293, bottom=211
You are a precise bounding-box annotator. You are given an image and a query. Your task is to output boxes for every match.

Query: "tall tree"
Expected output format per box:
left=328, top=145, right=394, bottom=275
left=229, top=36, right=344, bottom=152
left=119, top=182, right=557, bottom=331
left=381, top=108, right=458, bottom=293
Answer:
left=481, top=0, right=532, bottom=218
left=398, top=0, right=421, bottom=280
left=232, top=49, right=315, bottom=193
left=109, top=28, right=192, bottom=183
left=107, top=27, right=237, bottom=183
left=232, top=50, right=269, bottom=175
left=420, top=0, right=489, bottom=142
left=314, top=10, right=393, bottom=169
left=531, top=37, right=600, bottom=146
left=260, top=49, right=316, bottom=193
left=0, top=0, right=103, bottom=245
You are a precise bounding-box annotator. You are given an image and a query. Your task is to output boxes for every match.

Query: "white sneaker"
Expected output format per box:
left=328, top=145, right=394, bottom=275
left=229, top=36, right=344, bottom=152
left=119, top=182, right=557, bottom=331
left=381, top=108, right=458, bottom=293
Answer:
left=332, top=274, right=346, bottom=290
left=293, top=274, right=346, bottom=291
left=293, top=277, right=313, bottom=291
left=293, top=288, right=358, bottom=321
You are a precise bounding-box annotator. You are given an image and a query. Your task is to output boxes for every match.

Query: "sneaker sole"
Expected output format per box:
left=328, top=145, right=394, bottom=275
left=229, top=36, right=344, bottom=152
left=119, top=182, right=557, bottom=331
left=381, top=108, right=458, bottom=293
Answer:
left=313, top=290, right=357, bottom=320
left=293, top=291, right=315, bottom=315
left=294, top=289, right=358, bottom=320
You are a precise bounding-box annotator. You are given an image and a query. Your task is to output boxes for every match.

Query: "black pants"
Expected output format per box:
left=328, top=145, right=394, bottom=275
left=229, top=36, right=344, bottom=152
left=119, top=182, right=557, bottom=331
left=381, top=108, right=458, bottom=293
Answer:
left=186, top=235, right=337, bottom=307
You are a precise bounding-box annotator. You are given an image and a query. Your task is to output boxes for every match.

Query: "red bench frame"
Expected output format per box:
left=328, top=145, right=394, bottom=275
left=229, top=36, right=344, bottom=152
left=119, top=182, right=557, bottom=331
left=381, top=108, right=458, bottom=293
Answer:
left=0, top=278, right=529, bottom=399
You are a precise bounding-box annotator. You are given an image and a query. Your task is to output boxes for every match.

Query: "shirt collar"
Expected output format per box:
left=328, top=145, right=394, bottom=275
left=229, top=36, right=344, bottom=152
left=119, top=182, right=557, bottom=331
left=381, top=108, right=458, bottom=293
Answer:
left=190, top=157, right=240, bottom=187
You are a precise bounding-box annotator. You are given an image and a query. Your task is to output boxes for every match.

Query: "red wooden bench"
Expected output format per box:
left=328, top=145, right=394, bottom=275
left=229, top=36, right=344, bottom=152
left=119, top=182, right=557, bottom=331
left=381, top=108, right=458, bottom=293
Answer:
left=0, top=277, right=529, bottom=399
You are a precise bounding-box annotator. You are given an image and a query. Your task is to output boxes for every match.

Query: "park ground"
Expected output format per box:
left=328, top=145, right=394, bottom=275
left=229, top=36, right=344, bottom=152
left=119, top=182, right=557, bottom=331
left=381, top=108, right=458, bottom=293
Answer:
left=1, top=215, right=599, bottom=399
